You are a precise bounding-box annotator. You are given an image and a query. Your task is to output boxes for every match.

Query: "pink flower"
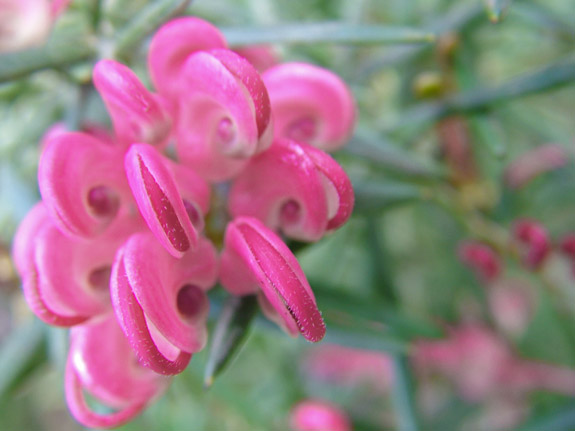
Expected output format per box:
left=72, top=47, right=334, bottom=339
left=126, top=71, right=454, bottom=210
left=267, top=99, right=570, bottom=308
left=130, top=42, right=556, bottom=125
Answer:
left=263, top=63, right=355, bottom=151
left=290, top=399, right=352, bottom=431
left=65, top=314, right=169, bottom=428
left=458, top=240, right=501, bottom=283
left=504, top=144, right=569, bottom=189
left=220, top=217, right=326, bottom=342
left=513, top=219, right=550, bottom=269
left=234, top=45, right=279, bottom=73
left=0, top=0, right=52, bottom=52
left=111, top=232, right=218, bottom=375
left=488, top=279, right=534, bottom=338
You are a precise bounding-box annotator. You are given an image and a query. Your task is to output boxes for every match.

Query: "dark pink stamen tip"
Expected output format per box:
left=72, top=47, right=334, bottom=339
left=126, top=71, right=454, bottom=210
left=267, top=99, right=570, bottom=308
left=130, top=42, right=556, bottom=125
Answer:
left=280, top=200, right=302, bottom=226
left=88, top=266, right=112, bottom=291
left=286, top=117, right=317, bottom=142
left=176, top=284, right=207, bottom=321
left=183, top=199, right=204, bottom=231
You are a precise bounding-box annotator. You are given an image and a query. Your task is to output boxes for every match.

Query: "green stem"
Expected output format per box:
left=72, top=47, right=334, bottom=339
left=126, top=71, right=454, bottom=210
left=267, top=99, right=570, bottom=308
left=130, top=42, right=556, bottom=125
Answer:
left=391, top=353, right=420, bottom=431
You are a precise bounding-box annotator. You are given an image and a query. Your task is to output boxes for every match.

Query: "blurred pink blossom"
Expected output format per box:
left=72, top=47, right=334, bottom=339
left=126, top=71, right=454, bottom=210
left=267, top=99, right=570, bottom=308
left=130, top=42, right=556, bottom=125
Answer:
left=290, top=399, right=352, bottom=431
left=504, top=144, right=569, bottom=189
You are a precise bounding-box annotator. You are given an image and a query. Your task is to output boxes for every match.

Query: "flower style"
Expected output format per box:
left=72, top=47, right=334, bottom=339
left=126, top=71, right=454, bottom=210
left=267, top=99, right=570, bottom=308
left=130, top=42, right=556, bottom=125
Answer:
left=12, top=15, right=356, bottom=428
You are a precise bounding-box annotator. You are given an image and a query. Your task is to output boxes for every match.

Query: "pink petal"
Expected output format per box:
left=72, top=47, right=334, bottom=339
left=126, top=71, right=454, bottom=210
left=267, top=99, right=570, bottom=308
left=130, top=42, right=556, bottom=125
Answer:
left=458, top=240, right=501, bottom=283
left=220, top=217, right=326, bottom=342
left=148, top=17, right=227, bottom=100
left=38, top=131, right=129, bottom=238
left=290, top=399, right=352, bottom=431
left=93, top=60, right=172, bottom=148
left=228, top=139, right=328, bottom=241
left=234, top=45, right=279, bottom=73
left=263, top=62, right=355, bottom=151
left=513, top=219, right=550, bottom=269
left=300, top=142, right=354, bottom=231
left=124, top=143, right=208, bottom=257
left=66, top=314, right=169, bottom=429
left=175, top=49, right=271, bottom=181
left=111, top=232, right=218, bottom=374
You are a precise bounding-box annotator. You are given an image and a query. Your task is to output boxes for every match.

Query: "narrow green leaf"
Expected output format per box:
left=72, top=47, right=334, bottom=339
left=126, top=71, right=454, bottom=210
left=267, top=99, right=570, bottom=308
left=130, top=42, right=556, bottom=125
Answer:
left=519, top=404, right=575, bottom=431
left=114, top=0, right=191, bottom=58
left=483, top=0, right=513, bottom=23
left=388, top=57, right=575, bottom=132
left=391, top=353, right=420, bottom=431
left=322, top=325, right=408, bottom=354
left=353, top=181, right=424, bottom=213
left=469, top=114, right=507, bottom=158
left=222, top=22, right=435, bottom=46
left=0, top=37, right=95, bottom=83
left=0, top=319, right=47, bottom=401
left=344, top=133, right=445, bottom=179
left=204, top=295, right=259, bottom=388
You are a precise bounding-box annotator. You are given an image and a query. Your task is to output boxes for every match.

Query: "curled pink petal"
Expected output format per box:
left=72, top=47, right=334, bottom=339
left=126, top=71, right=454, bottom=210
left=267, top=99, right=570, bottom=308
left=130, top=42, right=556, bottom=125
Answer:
left=148, top=17, right=227, bottom=99
left=290, top=399, right=352, bottom=431
left=504, top=144, right=569, bottom=189
left=93, top=60, right=172, bottom=147
left=299, top=142, right=354, bottom=231
left=124, top=143, right=209, bottom=257
left=39, top=132, right=129, bottom=238
left=458, top=240, right=501, bottom=283
left=65, top=314, right=169, bottom=429
left=234, top=45, right=279, bottom=73
left=111, top=232, right=218, bottom=374
left=513, top=219, right=550, bottom=269
left=220, top=217, right=326, bottom=342
left=263, top=62, right=355, bottom=151
left=176, top=49, right=272, bottom=181
left=229, top=139, right=329, bottom=241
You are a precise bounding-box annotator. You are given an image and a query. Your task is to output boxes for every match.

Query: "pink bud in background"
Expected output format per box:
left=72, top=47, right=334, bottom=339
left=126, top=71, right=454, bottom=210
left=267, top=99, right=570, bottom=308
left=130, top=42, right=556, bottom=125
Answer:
left=513, top=219, right=550, bottom=270
left=504, top=144, right=568, bottom=189
left=38, top=132, right=130, bottom=238
left=458, top=241, right=501, bottom=283
left=290, top=399, right=352, bottom=431
left=148, top=17, right=227, bottom=100
left=488, top=279, right=534, bottom=338
left=65, top=314, right=169, bottom=429
left=220, top=217, right=326, bottom=342
left=111, top=232, right=218, bottom=375
left=305, top=344, right=393, bottom=392
left=176, top=49, right=273, bottom=181
left=559, top=233, right=575, bottom=259
left=234, top=45, right=279, bottom=73
left=50, top=0, right=71, bottom=18
left=124, top=143, right=210, bottom=258
left=229, top=139, right=353, bottom=241
left=93, top=60, right=173, bottom=148
left=0, top=0, right=52, bottom=52
left=263, top=63, right=355, bottom=151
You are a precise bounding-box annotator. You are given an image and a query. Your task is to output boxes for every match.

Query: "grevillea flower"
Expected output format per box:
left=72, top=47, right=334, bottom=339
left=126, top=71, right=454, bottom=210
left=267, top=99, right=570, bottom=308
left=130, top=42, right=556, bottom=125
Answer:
left=111, top=232, right=218, bottom=374
left=39, top=131, right=130, bottom=238
left=65, top=314, right=169, bottom=428
left=458, top=240, right=501, bottom=283
left=93, top=60, right=173, bottom=148
left=513, top=219, right=550, bottom=269
left=13, top=14, right=356, bottom=428
left=289, top=399, right=352, bottom=431
left=0, top=0, right=52, bottom=52
left=263, top=63, right=355, bottom=151
left=234, top=45, right=279, bottom=73
left=229, top=138, right=353, bottom=241
left=220, top=217, right=326, bottom=342
left=176, top=48, right=273, bottom=181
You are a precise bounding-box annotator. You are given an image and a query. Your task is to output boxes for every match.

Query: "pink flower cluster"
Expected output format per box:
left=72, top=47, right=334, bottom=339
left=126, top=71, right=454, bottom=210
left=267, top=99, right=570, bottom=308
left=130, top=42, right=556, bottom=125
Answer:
left=12, top=17, right=355, bottom=428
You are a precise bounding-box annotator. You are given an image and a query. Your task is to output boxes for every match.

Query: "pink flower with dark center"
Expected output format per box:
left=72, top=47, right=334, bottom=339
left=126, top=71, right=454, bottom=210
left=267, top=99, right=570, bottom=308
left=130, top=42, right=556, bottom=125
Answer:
left=65, top=314, right=169, bottom=428
left=290, top=399, right=352, bottom=431
left=263, top=63, right=355, bottom=151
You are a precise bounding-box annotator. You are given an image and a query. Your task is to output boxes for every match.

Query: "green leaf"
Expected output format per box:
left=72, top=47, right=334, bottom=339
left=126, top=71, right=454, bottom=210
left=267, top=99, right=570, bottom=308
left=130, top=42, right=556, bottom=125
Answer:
left=0, top=319, right=47, bottom=402
left=344, top=132, right=446, bottom=179
left=0, top=37, right=95, bottom=83
left=519, top=403, right=575, bottom=431
left=388, top=57, right=575, bottom=133
left=353, top=181, right=424, bottom=213
left=391, top=353, right=420, bottom=431
left=114, top=0, right=191, bottom=58
left=222, top=22, right=435, bottom=46
left=483, top=0, right=513, bottom=23
left=204, top=294, right=259, bottom=388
